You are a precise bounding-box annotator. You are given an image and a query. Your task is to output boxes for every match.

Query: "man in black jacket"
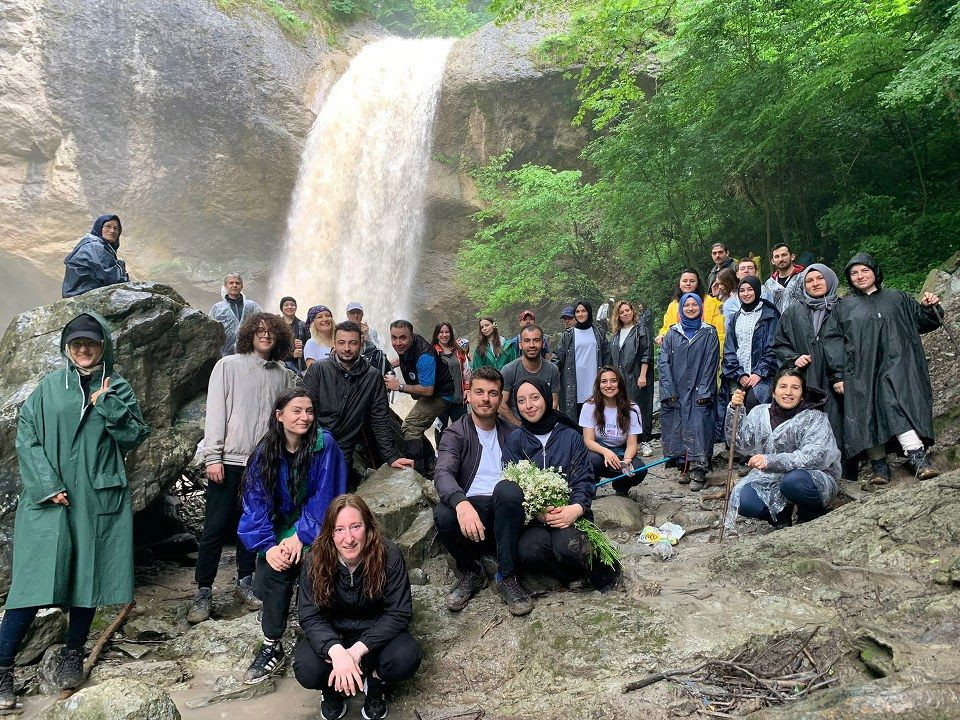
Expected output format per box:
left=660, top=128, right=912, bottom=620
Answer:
left=303, top=322, right=413, bottom=488
left=433, top=368, right=533, bottom=616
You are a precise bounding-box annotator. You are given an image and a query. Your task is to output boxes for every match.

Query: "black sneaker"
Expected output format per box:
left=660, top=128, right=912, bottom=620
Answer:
left=688, top=468, right=707, bottom=491
left=242, top=641, right=285, bottom=685
left=187, top=586, right=213, bottom=624
left=362, top=675, right=388, bottom=720
left=445, top=570, right=488, bottom=612
left=52, top=647, right=85, bottom=691
left=0, top=665, right=15, bottom=710
left=235, top=575, right=263, bottom=611
left=496, top=574, right=534, bottom=616
left=905, top=449, right=939, bottom=480
left=771, top=504, right=794, bottom=530
left=321, top=689, right=347, bottom=720
left=869, top=458, right=891, bottom=485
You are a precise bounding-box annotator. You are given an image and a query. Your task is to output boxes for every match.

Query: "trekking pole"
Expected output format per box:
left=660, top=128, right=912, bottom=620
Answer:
left=718, top=405, right=741, bottom=542
left=596, top=456, right=673, bottom=487
left=932, top=304, right=960, bottom=356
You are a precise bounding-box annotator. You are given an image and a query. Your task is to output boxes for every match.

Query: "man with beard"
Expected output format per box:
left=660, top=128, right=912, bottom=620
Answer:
left=432, top=368, right=533, bottom=616
left=303, top=321, right=412, bottom=488
left=763, top=243, right=805, bottom=313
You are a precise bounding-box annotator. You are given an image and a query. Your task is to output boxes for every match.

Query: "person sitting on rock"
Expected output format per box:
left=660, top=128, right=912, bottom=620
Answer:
left=0, top=313, right=150, bottom=707
left=295, top=495, right=421, bottom=720
left=61, top=214, right=130, bottom=298
left=188, top=313, right=297, bottom=625
left=659, top=293, right=720, bottom=491
left=209, top=273, right=263, bottom=357
left=724, top=369, right=840, bottom=529
left=237, top=388, right=347, bottom=685
left=433, top=368, right=532, bottom=616
left=303, top=321, right=413, bottom=489
left=505, top=378, right=619, bottom=591
left=579, top=366, right=648, bottom=497
left=823, top=253, right=943, bottom=484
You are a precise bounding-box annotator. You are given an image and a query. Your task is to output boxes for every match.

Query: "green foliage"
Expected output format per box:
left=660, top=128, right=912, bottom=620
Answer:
left=215, top=0, right=326, bottom=38
left=372, top=0, right=489, bottom=35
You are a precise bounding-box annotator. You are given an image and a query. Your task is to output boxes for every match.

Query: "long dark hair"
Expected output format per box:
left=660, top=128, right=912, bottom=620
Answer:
left=590, top=366, right=635, bottom=435
left=241, top=388, right=318, bottom=505
left=235, top=312, right=293, bottom=361
left=673, top=268, right=706, bottom=301
left=309, top=494, right=387, bottom=607
left=476, top=316, right=503, bottom=358
left=432, top=322, right=456, bottom=350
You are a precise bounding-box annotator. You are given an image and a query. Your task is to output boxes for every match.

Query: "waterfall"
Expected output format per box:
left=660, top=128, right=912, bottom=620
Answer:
left=269, top=37, right=455, bottom=341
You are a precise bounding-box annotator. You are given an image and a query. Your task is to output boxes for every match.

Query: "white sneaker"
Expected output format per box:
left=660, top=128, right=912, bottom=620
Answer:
left=640, top=441, right=653, bottom=458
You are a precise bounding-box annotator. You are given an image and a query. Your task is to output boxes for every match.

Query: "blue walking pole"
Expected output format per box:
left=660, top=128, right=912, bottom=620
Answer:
left=596, top=456, right=674, bottom=487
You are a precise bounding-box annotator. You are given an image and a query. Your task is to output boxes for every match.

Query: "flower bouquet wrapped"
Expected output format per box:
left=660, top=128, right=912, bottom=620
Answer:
left=502, top=460, right=620, bottom=568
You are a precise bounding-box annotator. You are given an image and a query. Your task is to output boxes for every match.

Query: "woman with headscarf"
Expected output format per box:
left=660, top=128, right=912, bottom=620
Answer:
left=304, top=305, right=335, bottom=368
left=659, top=293, right=720, bottom=491
left=279, top=296, right=306, bottom=374
left=655, top=269, right=725, bottom=351
left=722, top=275, right=781, bottom=411
left=0, top=313, right=150, bottom=708
left=609, top=300, right=655, bottom=457
left=553, top=300, right=611, bottom=424
left=723, top=369, right=840, bottom=530
left=823, top=253, right=943, bottom=484
left=504, top=378, right=617, bottom=593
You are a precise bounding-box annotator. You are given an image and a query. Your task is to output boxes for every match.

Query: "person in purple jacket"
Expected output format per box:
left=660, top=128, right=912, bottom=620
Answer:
left=238, top=388, right=348, bottom=685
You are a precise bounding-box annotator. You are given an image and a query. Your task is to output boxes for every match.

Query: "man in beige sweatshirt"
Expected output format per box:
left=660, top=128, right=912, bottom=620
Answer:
left=187, top=312, right=297, bottom=624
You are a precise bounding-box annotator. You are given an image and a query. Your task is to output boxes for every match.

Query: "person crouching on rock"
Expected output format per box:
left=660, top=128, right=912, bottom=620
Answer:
left=0, top=313, right=150, bottom=708
left=237, top=388, right=347, bottom=685
left=61, top=214, right=130, bottom=298
left=295, top=495, right=421, bottom=720
left=723, top=368, right=840, bottom=530
left=506, top=378, right=620, bottom=591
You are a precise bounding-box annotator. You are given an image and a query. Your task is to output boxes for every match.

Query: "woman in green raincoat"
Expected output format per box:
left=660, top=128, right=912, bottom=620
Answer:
left=0, top=312, right=149, bottom=708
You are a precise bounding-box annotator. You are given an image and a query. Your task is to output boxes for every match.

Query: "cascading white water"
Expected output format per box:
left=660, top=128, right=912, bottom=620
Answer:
left=269, top=37, right=455, bottom=338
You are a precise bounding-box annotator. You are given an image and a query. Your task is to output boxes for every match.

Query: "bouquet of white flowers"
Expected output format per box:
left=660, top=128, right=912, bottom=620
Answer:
left=501, top=460, right=620, bottom=568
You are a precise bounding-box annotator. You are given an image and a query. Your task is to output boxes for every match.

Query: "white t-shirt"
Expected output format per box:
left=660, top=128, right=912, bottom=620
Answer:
left=304, top=339, right=331, bottom=363
left=573, top=328, right=598, bottom=403
left=534, top=431, right=552, bottom=448
left=467, top=426, right=503, bottom=497
left=579, top=401, right=642, bottom=448
left=618, top=325, right=632, bottom=347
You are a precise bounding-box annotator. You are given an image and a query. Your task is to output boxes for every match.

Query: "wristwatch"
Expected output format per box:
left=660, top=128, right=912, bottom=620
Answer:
left=399, top=383, right=406, bottom=393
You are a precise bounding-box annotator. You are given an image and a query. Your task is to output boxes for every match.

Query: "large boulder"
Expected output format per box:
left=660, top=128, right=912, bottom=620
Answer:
left=35, top=678, right=180, bottom=720
left=0, top=282, right=222, bottom=597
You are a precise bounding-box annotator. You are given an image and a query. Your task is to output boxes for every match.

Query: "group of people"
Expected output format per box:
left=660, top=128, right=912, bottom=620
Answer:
left=0, top=215, right=942, bottom=717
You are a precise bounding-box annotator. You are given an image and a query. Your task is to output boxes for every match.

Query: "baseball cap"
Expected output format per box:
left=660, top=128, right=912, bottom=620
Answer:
left=346, top=302, right=363, bottom=313
left=519, top=309, right=536, bottom=321
left=64, top=314, right=104, bottom=344
left=561, top=306, right=575, bottom=318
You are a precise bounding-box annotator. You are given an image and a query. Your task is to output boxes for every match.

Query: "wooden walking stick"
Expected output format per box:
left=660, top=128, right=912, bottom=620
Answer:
left=718, top=403, right=741, bottom=542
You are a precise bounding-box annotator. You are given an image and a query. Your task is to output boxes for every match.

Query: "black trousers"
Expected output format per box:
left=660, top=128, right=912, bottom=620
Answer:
left=588, top=449, right=648, bottom=495
left=293, top=631, right=421, bottom=689
left=195, top=463, right=255, bottom=588
left=517, top=524, right=591, bottom=584
left=253, top=556, right=300, bottom=640
left=433, top=481, right=524, bottom=578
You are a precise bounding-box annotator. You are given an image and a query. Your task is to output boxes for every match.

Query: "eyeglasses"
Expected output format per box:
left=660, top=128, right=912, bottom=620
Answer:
left=68, top=338, right=101, bottom=349
left=255, top=329, right=274, bottom=339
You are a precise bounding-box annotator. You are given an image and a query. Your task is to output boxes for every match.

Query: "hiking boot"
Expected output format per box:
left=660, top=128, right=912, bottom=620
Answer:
left=640, top=441, right=653, bottom=458
left=445, top=570, right=488, bottom=612
left=51, top=647, right=85, bottom=691
left=362, top=675, right=388, bottom=720
left=320, top=688, right=347, bottom=720
left=771, top=504, right=794, bottom=530
left=0, top=665, right=15, bottom=711
left=905, top=449, right=939, bottom=480
left=243, top=641, right=285, bottom=684
left=495, top=575, right=534, bottom=616
left=869, top=458, right=892, bottom=485
left=688, top=468, right=707, bottom=491
left=186, top=586, right=213, bottom=624
left=235, top=575, right=262, bottom=611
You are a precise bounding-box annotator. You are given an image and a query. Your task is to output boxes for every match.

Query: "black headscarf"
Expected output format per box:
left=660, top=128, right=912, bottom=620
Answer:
left=515, top=377, right=576, bottom=434
left=844, top=252, right=883, bottom=294
left=574, top=300, right=593, bottom=330
left=738, top=276, right=763, bottom=312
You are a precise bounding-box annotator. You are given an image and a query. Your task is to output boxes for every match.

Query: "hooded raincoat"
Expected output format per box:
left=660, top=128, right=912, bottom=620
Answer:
left=723, top=388, right=840, bottom=528
left=8, top=312, right=150, bottom=609
left=658, top=319, right=719, bottom=467
left=209, top=287, right=263, bottom=357
left=61, top=215, right=130, bottom=298
left=822, top=253, right=942, bottom=458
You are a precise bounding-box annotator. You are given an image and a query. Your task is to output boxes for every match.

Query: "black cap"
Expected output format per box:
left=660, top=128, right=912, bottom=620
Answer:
left=64, top=314, right=103, bottom=344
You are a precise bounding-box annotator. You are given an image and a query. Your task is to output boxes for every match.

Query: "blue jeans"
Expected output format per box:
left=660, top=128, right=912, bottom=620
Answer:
left=738, top=469, right=827, bottom=524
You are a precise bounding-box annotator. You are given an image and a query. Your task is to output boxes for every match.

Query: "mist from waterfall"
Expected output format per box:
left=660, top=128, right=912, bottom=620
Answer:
left=269, top=37, right=455, bottom=340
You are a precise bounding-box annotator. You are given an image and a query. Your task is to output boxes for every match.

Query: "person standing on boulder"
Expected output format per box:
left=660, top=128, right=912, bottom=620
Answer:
left=823, top=253, right=944, bottom=484
left=188, top=313, right=297, bottom=625
left=0, top=313, right=150, bottom=706
left=237, top=388, right=348, bottom=685
left=209, top=273, right=263, bottom=357
left=61, top=214, right=130, bottom=298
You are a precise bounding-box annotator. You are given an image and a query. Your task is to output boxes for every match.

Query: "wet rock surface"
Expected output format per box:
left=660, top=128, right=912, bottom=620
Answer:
left=35, top=678, right=181, bottom=720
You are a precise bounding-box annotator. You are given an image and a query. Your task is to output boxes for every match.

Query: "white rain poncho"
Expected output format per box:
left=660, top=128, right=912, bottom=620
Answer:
left=723, top=393, right=840, bottom=529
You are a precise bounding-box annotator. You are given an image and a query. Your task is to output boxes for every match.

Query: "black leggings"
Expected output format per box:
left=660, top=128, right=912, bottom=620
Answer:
left=293, top=631, right=421, bottom=689
left=0, top=606, right=96, bottom=666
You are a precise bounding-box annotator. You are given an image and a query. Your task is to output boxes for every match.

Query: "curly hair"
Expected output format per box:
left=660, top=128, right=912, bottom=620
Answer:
left=235, top=312, right=293, bottom=361
left=308, top=494, right=387, bottom=607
